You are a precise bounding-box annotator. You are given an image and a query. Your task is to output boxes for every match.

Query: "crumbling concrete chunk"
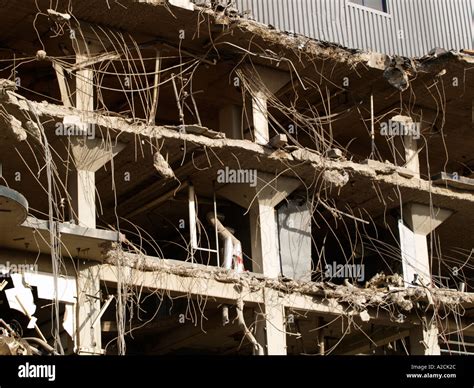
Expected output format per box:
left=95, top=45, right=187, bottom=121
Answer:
left=323, top=169, right=349, bottom=188
left=153, top=151, right=175, bottom=179
left=2, top=114, right=27, bottom=142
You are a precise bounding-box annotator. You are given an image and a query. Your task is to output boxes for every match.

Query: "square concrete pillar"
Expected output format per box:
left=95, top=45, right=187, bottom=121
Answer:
left=400, top=203, right=453, bottom=287
left=410, top=318, right=441, bottom=355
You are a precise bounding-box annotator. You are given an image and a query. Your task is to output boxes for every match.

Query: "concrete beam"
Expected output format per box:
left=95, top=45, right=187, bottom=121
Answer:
left=337, top=327, right=410, bottom=355
left=218, top=171, right=300, bottom=210
left=0, top=218, right=119, bottom=260
left=403, top=203, right=453, bottom=236
left=98, top=264, right=264, bottom=305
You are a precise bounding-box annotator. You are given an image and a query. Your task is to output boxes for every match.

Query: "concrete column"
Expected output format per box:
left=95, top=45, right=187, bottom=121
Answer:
left=69, top=39, right=99, bottom=229
left=252, top=91, right=269, bottom=145
left=70, top=37, right=124, bottom=354
left=68, top=137, right=125, bottom=229
left=76, top=53, right=94, bottom=112
left=68, top=36, right=124, bottom=228
left=219, top=104, right=242, bottom=139
left=244, top=65, right=289, bottom=146
left=69, top=137, right=124, bottom=353
left=219, top=172, right=300, bottom=278
left=255, top=289, right=287, bottom=355
left=76, top=262, right=102, bottom=355
left=391, top=115, right=420, bottom=177
left=249, top=203, right=280, bottom=277
left=400, top=203, right=452, bottom=287
left=410, top=318, right=441, bottom=355
left=69, top=169, right=95, bottom=228
left=403, top=134, right=420, bottom=177
left=218, top=172, right=300, bottom=354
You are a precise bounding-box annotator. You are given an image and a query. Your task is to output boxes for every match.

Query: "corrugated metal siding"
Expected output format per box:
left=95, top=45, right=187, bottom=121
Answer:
left=232, top=0, right=474, bottom=57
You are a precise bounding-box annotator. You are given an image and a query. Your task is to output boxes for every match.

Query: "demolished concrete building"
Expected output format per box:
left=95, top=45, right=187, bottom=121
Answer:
left=0, top=0, right=473, bottom=356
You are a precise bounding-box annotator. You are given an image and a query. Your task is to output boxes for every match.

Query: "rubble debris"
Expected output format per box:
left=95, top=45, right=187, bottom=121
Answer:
left=384, top=65, right=410, bottom=91
left=365, top=273, right=405, bottom=290
left=0, top=79, right=16, bottom=98
left=2, top=114, right=27, bottom=142
left=323, top=169, right=350, bottom=187
left=153, top=151, right=175, bottom=179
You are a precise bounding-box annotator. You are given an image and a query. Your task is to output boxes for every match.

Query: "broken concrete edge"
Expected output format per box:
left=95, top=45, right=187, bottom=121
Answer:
left=103, top=246, right=474, bottom=313
left=105, top=2, right=472, bottom=81
left=187, top=3, right=474, bottom=71
left=3, top=90, right=474, bottom=206
left=21, top=216, right=121, bottom=242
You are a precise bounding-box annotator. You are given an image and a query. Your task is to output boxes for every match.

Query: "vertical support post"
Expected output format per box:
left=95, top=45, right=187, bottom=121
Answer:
left=70, top=36, right=124, bottom=354
left=370, top=93, right=375, bottom=157
left=217, top=172, right=300, bottom=355
left=76, top=53, right=94, bottom=112
left=76, top=262, right=102, bottom=355
left=318, top=317, right=325, bottom=355
left=403, top=134, right=420, bottom=178
left=52, top=62, right=72, bottom=107
left=410, top=317, right=441, bottom=355
left=68, top=169, right=96, bottom=229
left=249, top=203, right=280, bottom=278
left=188, top=183, right=197, bottom=261
left=401, top=203, right=453, bottom=287
left=250, top=200, right=287, bottom=354
left=391, top=115, right=420, bottom=177
left=70, top=45, right=96, bottom=229
left=255, top=289, right=287, bottom=355
left=252, top=91, right=269, bottom=145
left=148, top=50, right=161, bottom=125
left=243, top=65, right=290, bottom=146
left=213, top=187, right=220, bottom=267
left=471, top=98, right=474, bottom=130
